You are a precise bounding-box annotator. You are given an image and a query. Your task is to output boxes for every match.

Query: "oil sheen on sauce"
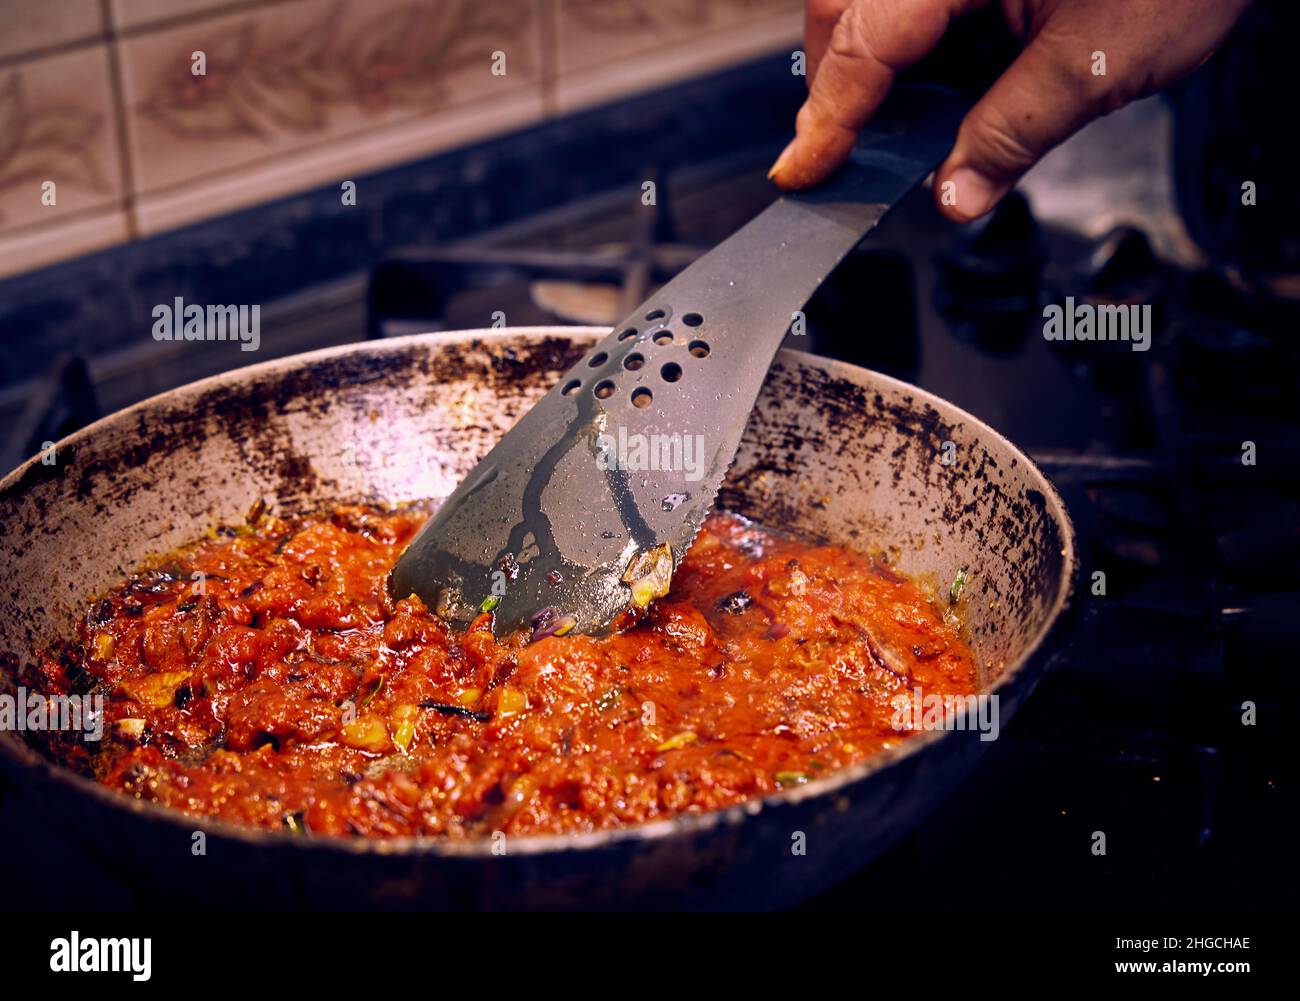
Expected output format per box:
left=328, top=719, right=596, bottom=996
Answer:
left=33, top=506, right=978, bottom=838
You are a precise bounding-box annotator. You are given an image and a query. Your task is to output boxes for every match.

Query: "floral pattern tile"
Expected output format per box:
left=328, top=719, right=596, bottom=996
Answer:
left=0, top=0, right=803, bottom=272
left=557, top=0, right=798, bottom=76
left=0, top=45, right=124, bottom=237
left=118, top=0, right=542, bottom=197
left=554, top=0, right=800, bottom=114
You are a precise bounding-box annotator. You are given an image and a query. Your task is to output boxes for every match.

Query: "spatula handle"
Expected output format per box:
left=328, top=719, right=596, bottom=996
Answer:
left=636, top=83, right=973, bottom=363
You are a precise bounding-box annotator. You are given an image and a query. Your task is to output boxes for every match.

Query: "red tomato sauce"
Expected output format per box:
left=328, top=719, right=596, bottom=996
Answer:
left=33, top=506, right=978, bottom=838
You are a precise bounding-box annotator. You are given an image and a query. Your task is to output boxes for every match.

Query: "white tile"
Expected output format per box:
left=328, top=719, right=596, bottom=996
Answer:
left=0, top=208, right=129, bottom=278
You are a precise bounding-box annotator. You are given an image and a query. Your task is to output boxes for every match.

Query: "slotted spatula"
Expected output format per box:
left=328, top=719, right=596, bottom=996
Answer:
left=390, top=84, right=970, bottom=637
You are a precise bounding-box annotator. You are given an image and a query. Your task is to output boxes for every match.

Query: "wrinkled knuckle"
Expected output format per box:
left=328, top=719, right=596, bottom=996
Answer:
left=829, top=0, right=946, bottom=67
left=826, top=6, right=877, bottom=65
left=965, top=105, right=1039, bottom=172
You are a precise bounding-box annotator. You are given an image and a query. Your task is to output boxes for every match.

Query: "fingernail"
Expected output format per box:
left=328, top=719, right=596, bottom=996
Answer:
left=944, top=167, right=1003, bottom=219
left=768, top=139, right=796, bottom=182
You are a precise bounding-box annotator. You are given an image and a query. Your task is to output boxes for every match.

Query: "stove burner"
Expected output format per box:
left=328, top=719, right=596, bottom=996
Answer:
left=1084, top=225, right=1164, bottom=304
left=367, top=167, right=707, bottom=338
left=935, top=191, right=1043, bottom=352
left=1, top=353, right=98, bottom=475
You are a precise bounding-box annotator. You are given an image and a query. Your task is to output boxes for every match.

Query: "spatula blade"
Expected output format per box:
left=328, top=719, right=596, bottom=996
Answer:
left=389, top=85, right=971, bottom=637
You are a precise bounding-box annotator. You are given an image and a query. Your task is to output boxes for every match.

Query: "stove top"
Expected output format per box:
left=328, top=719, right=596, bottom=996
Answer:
left=2, top=63, right=1294, bottom=912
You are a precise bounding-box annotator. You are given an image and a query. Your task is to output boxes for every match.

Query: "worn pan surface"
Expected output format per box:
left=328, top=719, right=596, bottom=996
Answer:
left=0, top=328, right=1076, bottom=909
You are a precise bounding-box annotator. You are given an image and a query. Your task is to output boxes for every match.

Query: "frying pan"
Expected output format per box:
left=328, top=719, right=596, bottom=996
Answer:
left=0, top=328, right=1076, bottom=909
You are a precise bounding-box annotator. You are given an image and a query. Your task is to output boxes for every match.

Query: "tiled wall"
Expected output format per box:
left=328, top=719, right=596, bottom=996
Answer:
left=0, top=0, right=801, bottom=280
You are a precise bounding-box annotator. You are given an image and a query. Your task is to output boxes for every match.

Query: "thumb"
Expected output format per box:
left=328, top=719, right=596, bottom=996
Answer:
left=935, top=36, right=1123, bottom=221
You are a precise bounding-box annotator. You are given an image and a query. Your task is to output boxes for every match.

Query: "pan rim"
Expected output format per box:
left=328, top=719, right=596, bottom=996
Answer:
left=0, top=326, right=1078, bottom=858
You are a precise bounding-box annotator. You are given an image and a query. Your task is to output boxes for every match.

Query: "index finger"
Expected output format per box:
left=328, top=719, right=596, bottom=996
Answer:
left=771, top=0, right=987, bottom=189
left=805, top=0, right=852, bottom=85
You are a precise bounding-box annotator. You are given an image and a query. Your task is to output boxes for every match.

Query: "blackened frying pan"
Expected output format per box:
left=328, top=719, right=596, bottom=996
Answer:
left=0, top=329, right=1076, bottom=909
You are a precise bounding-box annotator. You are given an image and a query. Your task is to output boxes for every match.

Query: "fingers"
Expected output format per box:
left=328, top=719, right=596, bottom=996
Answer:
left=805, top=0, right=852, bottom=85
left=935, top=0, right=1253, bottom=222
left=772, top=0, right=987, bottom=189
left=784, top=0, right=1253, bottom=218
left=933, top=27, right=1126, bottom=221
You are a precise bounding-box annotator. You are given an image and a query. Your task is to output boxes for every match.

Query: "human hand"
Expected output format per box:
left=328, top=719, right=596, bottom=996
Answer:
left=769, top=0, right=1253, bottom=221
